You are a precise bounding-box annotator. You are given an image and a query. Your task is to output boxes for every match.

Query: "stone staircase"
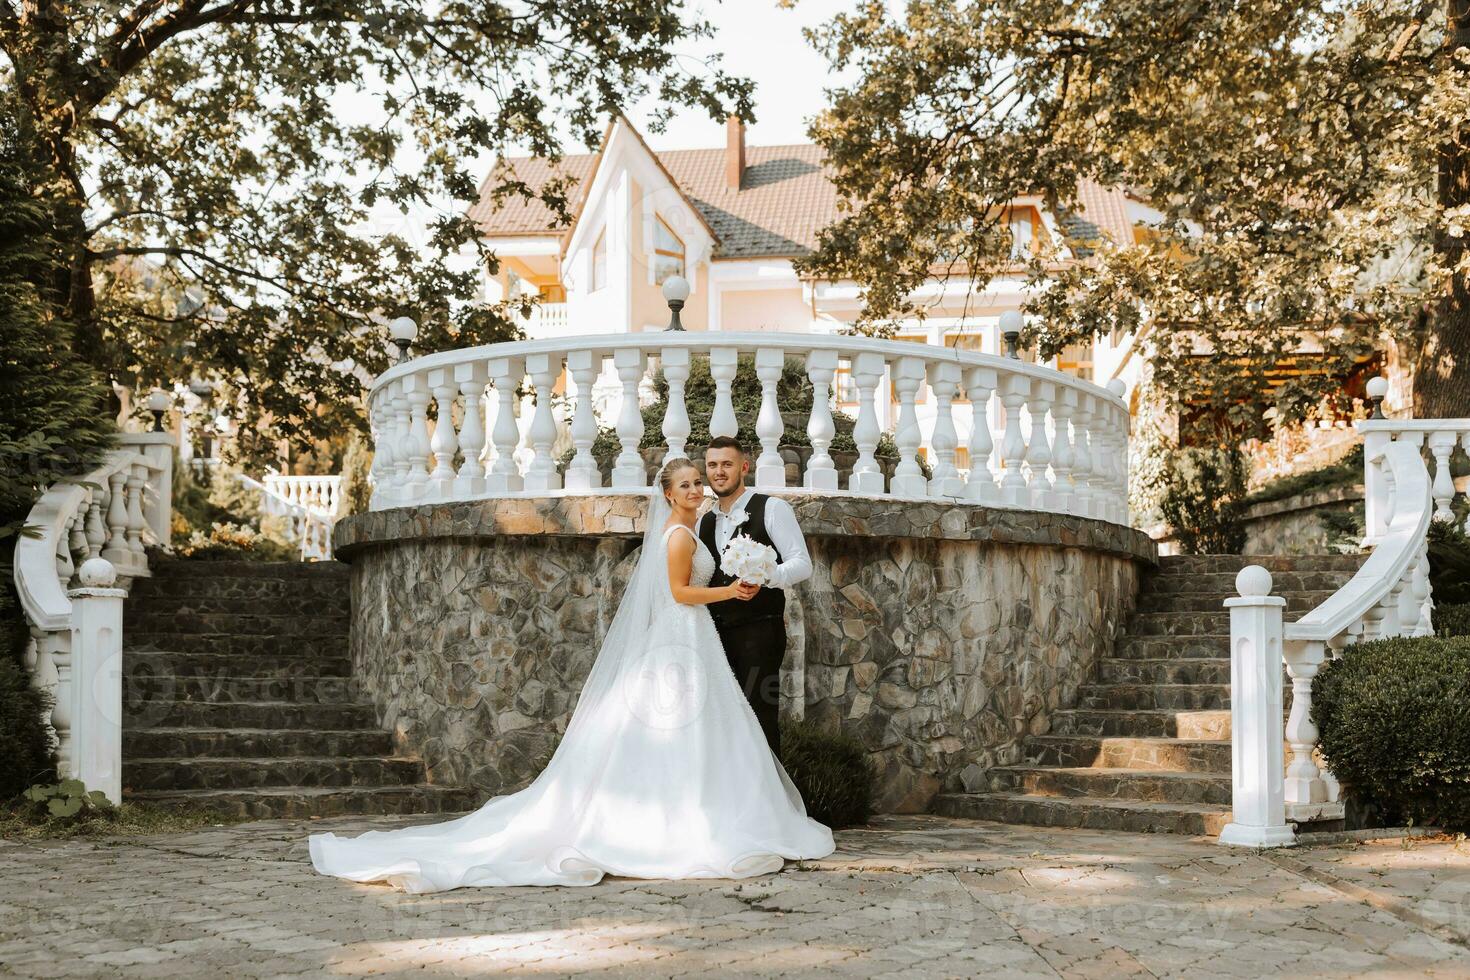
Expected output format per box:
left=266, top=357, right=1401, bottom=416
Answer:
left=934, top=553, right=1364, bottom=835
left=120, top=558, right=479, bottom=819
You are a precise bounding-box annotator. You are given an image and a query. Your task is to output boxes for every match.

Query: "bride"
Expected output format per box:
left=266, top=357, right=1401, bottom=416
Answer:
left=308, top=456, right=835, bottom=892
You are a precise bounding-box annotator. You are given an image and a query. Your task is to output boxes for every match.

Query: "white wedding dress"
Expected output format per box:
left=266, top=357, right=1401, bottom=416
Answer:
left=308, top=463, right=834, bottom=892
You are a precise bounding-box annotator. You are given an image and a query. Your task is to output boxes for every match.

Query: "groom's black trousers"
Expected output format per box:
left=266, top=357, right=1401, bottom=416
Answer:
left=715, top=616, right=785, bottom=759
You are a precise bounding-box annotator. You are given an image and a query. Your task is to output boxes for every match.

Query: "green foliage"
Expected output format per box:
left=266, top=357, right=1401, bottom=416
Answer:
left=0, top=589, right=54, bottom=802
left=1314, top=635, right=1470, bottom=830
left=1428, top=521, right=1470, bottom=607
left=1320, top=505, right=1367, bottom=555
left=19, top=778, right=113, bottom=822
left=336, top=432, right=375, bottom=518
left=778, top=719, right=874, bottom=829
left=1161, top=447, right=1248, bottom=555
left=1, top=2, right=755, bottom=464
left=797, top=2, right=1470, bottom=427
left=1244, top=445, right=1365, bottom=507
left=0, top=779, right=235, bottom=839
left=1436, top=603, right=1470, bottom=638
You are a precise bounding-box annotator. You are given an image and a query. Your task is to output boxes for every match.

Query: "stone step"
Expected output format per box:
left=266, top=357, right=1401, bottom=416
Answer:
left=1050, top=709, right=1231, bottom=740
left=123, top=612, right=350, bottom=636
left=122, top=650, right=354, bottom=679
left=122, top=593, right=350, bottom=618
left=1136, top=591, right=1335, bottom=614
left=987, top=766, right=1233, bottom=806
left=1026, top=734, right=1233, bottom=772
left=1143, top=570, right=1356, bottom=595
left=1110, top=635, right=1229, bottom=660
left=1077, top=683, right=1230, bottom=711
left=124, top=756, right=425, bottom=792
left=123, top=784, right=482, bottom=821
left=124, top=726, right=394, bottom=759
left=1156, top=554, right=1364, bottom=575
left=142, top=558, right=352, bottom=581
left=122, top=699, right=377, bottom=730
left=1097, top=658, right=1230, bottom=685
left=125, top=632, right=348, bottom=657
left=1128, top=611, right=1231, bottom=636
left=128, top=576, right=351, bottom=603
left=932, top=792, right=1232, bottom=835
left=121, top=674, right=364, bottom=705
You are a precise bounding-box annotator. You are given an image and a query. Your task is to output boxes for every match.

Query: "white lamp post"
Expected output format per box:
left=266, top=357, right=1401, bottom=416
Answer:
left=662, top=276, right=691, bottom=332
left=389, top=316, right=418, bottom=363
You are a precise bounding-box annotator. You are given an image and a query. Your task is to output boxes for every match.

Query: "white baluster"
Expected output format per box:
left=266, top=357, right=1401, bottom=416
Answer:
left=889, top=357, right=926, bottom=497
left=1071, top=395, right=1095, bottom=518
left=1106, top=379, right=1130, bottom=524
left=486, top=356, right=525, bottom=493
left=708, top=347, right=739, bottom=439
left=612, top=347, right=647, bottom=488
left=804, top=349, right=840, bottom=491
left=68, top=509, right=88, bottom=573
left=963, top=366, right=997, bottom=503
left=1025, top=380, right=1054, bottom=509
left=1051, top=387, right=1077, bottom=514
left=84, top=494, right=105, bottom=560
left=998, top=374, right=1029, bottom=507
left=661, top=346, right=692, bottom=460
left=849, top=352, right=886, bottom=494
left=1414, top=543, right=1434, bottom=636
left=453, top=361, right=488, bottom=497
left=754, top=347, right=787, bottom=488
left=125, top=463, right=147, bottom=567
left=565, top=349, right=603, bottom=490
left=1429, top=430, right=1457, bottom=522
left=524, top=352, right=563, bottom=492
left=403, top=375, right=432, bottom=497
left=101, top=470, right=129, bottom=566
left=427, top=368, right=459, bottom=499
left=1093, top=404, right=1117, bottom=523
left=1282, top=639, right=1327, bottom=807
left=1396, top=565, right=1420, bottom=637
left=48, top=631, right=73, bottom=780
left=926, top=361, right=963, bottom=497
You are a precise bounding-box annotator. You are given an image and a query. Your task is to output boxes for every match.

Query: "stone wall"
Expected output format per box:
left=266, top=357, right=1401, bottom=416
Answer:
left=1240, top=485, right=1364, bottom=555
left=335, top=495, right=1154, bottom=813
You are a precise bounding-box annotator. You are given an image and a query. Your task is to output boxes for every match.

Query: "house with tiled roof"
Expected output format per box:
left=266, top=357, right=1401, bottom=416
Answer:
left=471, top=115, right=1157, bottom=439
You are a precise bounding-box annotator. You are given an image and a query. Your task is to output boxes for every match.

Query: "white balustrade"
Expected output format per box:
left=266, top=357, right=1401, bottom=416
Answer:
left=15, top=438, right=176, bottom=804
left=1222, top=410, right=1467, bottom=849
left=240, top=472, right=337, bottom=562
left=362, top=333, right=1131, bottom=520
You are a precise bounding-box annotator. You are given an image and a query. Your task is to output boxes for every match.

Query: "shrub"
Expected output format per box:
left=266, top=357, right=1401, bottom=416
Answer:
left=1161, top=446, right=1249, bottom=555
left=1313, top=635, right=1470, bottom=830
left=0, top=615, right=54, bottom=800
left=1435, top=603, right=1470, bottom=638
left=778, top=719, right=873, bottom=828
left=1428, top=520, right=1470, bottom=607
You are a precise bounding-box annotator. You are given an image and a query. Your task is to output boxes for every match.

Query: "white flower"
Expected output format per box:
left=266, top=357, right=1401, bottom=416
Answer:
left=725, top=509, right=750, bottom=530
left=719, top=535, right=777, bottom=585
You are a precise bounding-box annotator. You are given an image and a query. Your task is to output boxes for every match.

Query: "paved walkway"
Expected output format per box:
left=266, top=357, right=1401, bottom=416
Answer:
left=1, top=814, right=1468, bottom=978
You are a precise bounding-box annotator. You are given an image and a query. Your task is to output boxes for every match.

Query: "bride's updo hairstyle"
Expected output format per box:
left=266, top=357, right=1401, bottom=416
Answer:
left=659, top=457, right=700, bottom=507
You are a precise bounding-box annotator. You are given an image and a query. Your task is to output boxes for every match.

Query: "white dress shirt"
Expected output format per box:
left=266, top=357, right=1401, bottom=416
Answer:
left=709, top=488, right=813, bottom=591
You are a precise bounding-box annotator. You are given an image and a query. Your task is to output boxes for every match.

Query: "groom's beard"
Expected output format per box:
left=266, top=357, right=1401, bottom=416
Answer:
left=712, top=482, right=743, bottom=499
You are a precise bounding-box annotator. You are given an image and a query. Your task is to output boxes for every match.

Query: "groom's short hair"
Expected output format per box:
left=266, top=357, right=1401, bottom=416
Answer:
left=705, top=436, right=744, bottom=456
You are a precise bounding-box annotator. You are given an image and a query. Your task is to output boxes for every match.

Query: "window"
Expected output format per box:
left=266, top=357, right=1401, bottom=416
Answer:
left=1009, top=212, right=1034, bottom=260
left=653, top=216, right=685, bottom=284
left=592, top=229, right=608, bottom=292
left=1056, top=341, right=1094, bottom=382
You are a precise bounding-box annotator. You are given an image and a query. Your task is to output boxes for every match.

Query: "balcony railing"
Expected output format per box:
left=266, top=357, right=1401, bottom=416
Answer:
left=365, top=332, right=1133, bottom=523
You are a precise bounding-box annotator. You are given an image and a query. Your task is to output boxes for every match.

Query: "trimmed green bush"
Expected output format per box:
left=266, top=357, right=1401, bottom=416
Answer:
left=1313, top=635, right=1470, bottom=829
left=1428, top=520, right=1470, bottom=607
left=778, top=719, right=874, bottom=828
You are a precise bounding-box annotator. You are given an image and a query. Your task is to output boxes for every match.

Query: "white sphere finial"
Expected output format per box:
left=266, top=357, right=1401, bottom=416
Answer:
left=78, top=557, right=117, bottom=588
left=388, top=316, right=418, bottom=342
left=1366, top=376, right=1389, bottom=399
left=1107, top=378, right=1127, bottom=398
left=1236, top=564, right=1273, bottom=598
left=998, top=310, right=1024, bottom=333
left=661, top=275, right=691, bottom=304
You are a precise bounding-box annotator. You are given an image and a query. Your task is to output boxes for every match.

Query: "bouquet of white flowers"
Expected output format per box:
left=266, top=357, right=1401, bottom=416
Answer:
left=719, top=534, right=778, bottom=586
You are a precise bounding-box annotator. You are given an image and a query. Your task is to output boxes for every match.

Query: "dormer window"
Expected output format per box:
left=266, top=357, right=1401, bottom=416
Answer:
left=1009, top=211, right=1034, bottom=260
left=653, top=216, right=685, bottom=284
left=592, top=228, right=608, bottom=292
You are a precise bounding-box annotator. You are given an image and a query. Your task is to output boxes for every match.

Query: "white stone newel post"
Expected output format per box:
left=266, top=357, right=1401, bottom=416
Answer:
left=963, top=366, right=997, bottom=503
left=754, top=347, right=787, bottom=488
left=926, top=361, right=964, bottom=497
left=998, top=374, right=1029, bottom=507
left=890, top=357, right=927, bottom=497
left=804, top=349, right=840, bottom=491
left=564, top=349, right=602, bottom=490
left=1282, top=640, right=1327, bottom=809
left=849, top=352, right=886, bottom=495
left=708, top=347, right=740, bottom=439
left=1362, top=430, right=1391, bottom=546
left=453, top=361, right=488, bottom=497
left=1025, top=380, right=1055, bottom=510
left=68, top=558, right=125, bottom=804
left=1219, top=566, right=1295, bottom=848
left=427, top=369, right=459, bottom=498
left=661, top=346, right=692, bottom=460
left=1051, top=387, right=1077, bottom=513
left=612, top=347, right=647, bottom=488
left=523, top=353, right=563, bottom=492
left=486, top=356, right=524, bottom=493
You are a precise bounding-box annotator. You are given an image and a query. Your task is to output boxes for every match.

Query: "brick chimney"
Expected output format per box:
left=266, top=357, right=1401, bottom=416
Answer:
left=725, top=115, right=745, bottom=191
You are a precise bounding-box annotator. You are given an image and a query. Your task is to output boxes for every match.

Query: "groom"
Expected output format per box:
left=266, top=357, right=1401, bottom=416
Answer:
left=700, top=436, right=812, bottom=758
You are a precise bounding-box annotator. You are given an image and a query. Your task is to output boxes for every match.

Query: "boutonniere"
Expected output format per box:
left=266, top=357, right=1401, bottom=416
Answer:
left=726, top=510, right=750, bottom=530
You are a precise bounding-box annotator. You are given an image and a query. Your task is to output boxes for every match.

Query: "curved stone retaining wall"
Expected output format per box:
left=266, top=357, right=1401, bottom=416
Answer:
left=334, top=496, right=1155, bottom=812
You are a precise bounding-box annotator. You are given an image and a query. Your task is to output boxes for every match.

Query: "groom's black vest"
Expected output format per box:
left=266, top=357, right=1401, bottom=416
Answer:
left=700, top=492, right=786, bottom=629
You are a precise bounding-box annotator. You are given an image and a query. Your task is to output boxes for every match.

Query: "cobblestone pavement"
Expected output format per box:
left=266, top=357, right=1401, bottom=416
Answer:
left=2, top=814, right=1468, bottom=978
